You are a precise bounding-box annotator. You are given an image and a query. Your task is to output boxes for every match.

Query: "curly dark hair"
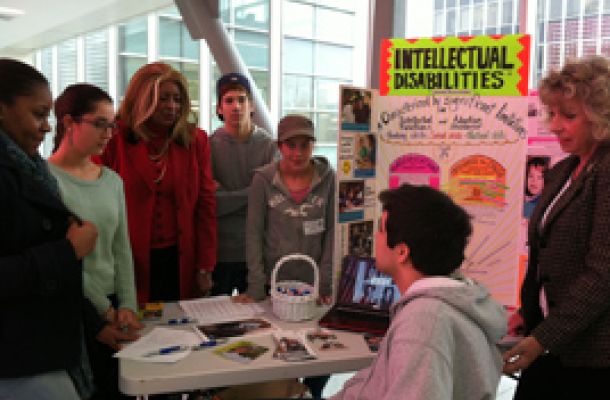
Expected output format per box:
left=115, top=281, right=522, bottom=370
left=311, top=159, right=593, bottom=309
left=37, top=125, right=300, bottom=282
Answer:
left=379, top=184, right=472, bottom=275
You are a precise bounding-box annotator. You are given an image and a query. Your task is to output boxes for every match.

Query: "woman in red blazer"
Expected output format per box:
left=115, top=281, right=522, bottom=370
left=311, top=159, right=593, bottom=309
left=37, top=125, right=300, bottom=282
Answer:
left=99, top=62, right=216, bottom=304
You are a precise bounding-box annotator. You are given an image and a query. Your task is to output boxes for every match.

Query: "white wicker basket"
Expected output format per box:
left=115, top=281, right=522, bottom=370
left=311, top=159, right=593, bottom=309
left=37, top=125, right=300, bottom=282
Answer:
left=271, top=254, right=319, bottom=322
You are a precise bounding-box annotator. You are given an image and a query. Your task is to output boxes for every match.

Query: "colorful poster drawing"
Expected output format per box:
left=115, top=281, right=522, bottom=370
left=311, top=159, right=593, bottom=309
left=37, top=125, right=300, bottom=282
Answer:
left=340, top=159, right=352, bottom=176
left=389, top=153, right=440, bottom=189
left=449, top=155, right=507, bottom=208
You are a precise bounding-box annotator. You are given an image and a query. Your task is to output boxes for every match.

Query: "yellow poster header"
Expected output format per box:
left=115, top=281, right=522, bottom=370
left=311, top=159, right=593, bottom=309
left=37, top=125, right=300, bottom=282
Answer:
left=380, top=35, right=530, bottom=96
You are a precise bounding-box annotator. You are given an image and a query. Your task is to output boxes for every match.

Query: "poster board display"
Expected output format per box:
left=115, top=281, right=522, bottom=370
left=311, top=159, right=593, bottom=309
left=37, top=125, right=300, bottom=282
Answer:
left=336, top=34, right=531, bottom=306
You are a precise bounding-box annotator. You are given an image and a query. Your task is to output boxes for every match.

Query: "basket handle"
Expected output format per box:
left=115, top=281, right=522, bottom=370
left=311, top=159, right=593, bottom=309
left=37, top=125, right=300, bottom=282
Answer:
left=270, top=253, right=319, bottom=298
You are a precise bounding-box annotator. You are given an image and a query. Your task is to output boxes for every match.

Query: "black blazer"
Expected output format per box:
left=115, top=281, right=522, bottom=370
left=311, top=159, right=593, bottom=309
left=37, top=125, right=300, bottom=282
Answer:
left=0, top=146, right=84, bottom=377
left=522, top=142, right=610, bottom=367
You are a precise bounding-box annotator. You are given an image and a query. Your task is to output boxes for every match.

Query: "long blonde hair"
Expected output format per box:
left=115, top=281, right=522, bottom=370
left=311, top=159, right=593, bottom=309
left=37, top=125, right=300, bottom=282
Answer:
left=119, top=62, right=195, bottom=146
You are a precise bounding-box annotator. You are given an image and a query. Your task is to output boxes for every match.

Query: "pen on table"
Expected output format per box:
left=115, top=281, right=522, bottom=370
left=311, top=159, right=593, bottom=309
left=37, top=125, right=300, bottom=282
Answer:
left=192, top=338, right=227, bottom=350
left=164, top=317, right=198, bottom=326
left=143, top=345, right=189, bottom=357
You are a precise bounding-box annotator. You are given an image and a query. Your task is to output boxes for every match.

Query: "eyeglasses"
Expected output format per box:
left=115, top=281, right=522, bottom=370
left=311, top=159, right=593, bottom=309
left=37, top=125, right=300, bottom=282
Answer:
left=75, top=117, right=117, bottom=132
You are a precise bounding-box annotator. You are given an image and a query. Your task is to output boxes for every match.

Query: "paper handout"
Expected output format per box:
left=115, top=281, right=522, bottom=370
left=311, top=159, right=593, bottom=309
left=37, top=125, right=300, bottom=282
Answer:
left=114, top=327, right=202, bottom=363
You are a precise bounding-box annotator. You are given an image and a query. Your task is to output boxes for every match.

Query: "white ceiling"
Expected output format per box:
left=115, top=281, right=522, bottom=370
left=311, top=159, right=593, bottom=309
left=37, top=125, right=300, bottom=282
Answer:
left=0, top=0, right=173, bottom=57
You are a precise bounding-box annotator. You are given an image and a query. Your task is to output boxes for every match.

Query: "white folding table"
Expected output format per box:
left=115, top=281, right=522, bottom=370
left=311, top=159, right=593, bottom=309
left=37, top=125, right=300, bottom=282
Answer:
left=119, top=300, right=375, bottom=398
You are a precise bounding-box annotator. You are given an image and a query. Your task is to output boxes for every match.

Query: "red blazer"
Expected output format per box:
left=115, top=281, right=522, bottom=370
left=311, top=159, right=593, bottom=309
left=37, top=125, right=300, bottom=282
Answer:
left=99, top=121, right=217, bottom=303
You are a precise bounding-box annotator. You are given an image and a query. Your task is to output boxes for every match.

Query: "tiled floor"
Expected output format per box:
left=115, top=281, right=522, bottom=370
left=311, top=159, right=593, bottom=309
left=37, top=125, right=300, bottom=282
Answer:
left=322, top=373, right=517, bottom=399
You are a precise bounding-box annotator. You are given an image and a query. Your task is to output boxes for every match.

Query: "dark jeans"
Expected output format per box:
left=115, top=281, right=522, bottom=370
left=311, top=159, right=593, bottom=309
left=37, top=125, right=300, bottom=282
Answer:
left=149, top=246, right=180, bottom=302
left=211, top=261, right=248, bottom=296
left=86, top=295, right=131, bottom=400
left=515, top=353, right=610, bottom=400
left=303, top=375, right=330, bottom=399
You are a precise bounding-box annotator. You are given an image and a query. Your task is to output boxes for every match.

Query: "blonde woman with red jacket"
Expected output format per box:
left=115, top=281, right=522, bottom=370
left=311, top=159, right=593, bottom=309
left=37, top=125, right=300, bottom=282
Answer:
left=98, top=62, right=216, bottom=303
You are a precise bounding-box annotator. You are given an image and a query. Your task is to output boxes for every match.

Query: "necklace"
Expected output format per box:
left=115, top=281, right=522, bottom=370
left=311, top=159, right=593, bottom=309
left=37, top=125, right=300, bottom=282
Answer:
left=151, top=158, right=167, bottom=184
left=147, top=137, right=170, bottom=184
left=147, top=137, right=170, bottom=160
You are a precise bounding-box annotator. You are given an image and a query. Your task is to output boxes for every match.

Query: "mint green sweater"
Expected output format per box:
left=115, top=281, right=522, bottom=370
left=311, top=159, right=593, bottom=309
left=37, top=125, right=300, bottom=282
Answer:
left=49, top=164, right=137, bottom=315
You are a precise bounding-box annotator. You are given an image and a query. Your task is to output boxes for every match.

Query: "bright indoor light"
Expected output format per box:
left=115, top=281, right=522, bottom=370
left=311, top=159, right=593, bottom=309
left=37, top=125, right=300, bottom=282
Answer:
left=0, top=6, right=25, bottom=20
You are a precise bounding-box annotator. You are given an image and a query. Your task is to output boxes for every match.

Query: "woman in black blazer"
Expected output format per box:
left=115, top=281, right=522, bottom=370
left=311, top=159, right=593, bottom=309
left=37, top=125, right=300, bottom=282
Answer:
left=0, top=59, right=103, bottom=399
left=504, top=56, right=610, bottom=398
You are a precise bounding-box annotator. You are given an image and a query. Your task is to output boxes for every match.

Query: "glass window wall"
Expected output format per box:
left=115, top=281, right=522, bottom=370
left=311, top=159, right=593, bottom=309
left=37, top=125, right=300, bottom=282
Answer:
left=85, top=29, right=109, bottom=92
left=118, top=16, right=148, bottom=98
left=57, top=39, right=77, bottom=93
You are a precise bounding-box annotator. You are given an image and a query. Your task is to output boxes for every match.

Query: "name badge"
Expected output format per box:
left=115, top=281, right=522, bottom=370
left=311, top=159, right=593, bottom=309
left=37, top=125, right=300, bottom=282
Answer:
left=303, top=218, right=325, bottom=235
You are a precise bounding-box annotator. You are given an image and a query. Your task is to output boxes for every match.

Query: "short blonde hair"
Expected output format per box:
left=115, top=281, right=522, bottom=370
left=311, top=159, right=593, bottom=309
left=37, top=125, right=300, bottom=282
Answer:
left=119, top=62, right=195, bottom=146
left=539, top=55, right=610, bottom=141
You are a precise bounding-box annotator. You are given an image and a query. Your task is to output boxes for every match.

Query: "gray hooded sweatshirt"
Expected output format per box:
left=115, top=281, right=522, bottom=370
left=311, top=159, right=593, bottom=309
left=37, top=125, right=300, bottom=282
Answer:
left=331, top=275, right=507, bottom=400
left=246, top=156, right=335, bottom=300
left=210, top=126, right=277, bottom=263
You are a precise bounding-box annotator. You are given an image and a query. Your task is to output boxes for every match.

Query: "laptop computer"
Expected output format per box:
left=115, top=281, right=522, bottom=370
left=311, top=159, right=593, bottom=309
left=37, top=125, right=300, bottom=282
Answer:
left=318, top=255, right=400, bottom=335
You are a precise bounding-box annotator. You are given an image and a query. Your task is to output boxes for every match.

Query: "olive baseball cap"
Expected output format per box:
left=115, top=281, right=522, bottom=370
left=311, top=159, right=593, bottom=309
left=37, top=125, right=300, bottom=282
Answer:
left=277, top=114, right=316, bottom=142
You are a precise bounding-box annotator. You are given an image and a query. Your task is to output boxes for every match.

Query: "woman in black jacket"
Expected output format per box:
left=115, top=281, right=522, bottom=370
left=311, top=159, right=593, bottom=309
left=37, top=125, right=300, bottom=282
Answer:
left=504, top=56, right=610, bottom=399
left=0, top=58, right=121, bottom=400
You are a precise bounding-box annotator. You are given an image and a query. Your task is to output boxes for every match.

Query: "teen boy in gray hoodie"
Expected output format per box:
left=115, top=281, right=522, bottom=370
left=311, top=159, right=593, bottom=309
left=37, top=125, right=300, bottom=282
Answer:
left=210, top=73, right=276, bottom=295
left=332, top=184, right=507, bottom=400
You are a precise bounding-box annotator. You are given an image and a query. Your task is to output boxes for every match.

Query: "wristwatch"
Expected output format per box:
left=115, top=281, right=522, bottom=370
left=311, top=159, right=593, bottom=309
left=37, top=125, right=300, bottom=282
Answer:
left=198, top=269, right=210, bottom=276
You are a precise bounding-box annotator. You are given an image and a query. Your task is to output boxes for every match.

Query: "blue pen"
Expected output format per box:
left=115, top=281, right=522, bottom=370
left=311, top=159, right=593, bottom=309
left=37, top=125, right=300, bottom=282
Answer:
left=193, top=338, right=227, bottom=351
left=144, top=345, right=189, bottom=357
left=165, top=317, right=198, bottom=325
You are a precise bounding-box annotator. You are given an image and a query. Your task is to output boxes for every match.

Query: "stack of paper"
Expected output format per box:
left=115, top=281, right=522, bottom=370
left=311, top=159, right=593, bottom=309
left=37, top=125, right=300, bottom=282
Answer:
left=180, top=295, right=264, bottom=323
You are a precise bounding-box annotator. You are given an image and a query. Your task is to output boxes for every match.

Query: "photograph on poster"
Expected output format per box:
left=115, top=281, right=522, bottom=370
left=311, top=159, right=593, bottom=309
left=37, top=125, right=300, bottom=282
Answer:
left=354, top=134, right=376, bottom=178
left=528, top=89, right=552, bottom=137
left=341, top=87, right=372, bottom=131
left=348, top=220, right=374, bottom=258
left=338, top=180, right=365, bottom=222
left=523, top=156, right=550, bottom=219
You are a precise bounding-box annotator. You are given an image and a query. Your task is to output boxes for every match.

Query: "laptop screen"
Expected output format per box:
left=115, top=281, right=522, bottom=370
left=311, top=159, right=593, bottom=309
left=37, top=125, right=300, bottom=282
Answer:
left=336, top=256, right=400, bottom=311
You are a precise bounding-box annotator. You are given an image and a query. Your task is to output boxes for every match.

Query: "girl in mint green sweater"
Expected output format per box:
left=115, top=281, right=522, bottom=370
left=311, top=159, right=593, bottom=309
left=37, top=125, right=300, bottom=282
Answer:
left=48, top=83, right=141, bottom=400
